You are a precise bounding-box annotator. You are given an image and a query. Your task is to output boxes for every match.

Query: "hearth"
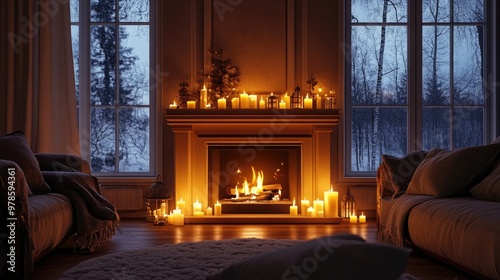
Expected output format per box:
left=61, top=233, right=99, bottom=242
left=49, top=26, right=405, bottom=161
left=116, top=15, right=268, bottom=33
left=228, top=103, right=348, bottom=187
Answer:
left=165, top=109, right=340, bottom=220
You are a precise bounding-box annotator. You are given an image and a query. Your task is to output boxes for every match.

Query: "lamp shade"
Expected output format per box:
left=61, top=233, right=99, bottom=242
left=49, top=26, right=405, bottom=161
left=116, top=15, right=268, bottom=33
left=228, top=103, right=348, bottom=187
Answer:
left=145, top=175, right=173, bottom=199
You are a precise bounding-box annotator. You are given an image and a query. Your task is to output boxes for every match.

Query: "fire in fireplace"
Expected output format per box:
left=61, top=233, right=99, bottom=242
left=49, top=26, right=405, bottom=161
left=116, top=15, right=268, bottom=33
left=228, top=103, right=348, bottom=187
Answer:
left=208, top=145, right=300, bottom=214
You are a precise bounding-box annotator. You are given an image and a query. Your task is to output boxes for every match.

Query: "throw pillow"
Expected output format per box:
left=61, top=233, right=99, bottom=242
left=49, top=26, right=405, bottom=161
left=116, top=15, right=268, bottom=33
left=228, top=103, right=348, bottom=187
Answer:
left=407, top=143, right=500, bottom=197
left=381, top=151, right=428, bottom=198
left=0, top=131, right=51, bottom=194
left=470, top=160, right=500, bottom=202
left=207, top=234, right=410, bottom=280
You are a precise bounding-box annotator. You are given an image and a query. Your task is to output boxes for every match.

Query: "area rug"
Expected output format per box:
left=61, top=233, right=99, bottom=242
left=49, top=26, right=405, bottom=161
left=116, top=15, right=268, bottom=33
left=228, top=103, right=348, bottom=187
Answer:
left=61, top=238, right=419, bottom=280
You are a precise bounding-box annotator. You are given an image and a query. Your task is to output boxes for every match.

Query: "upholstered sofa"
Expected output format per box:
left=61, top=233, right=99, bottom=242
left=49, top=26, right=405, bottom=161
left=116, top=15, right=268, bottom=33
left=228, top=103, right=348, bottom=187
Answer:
left=0, top=131, right=119, bottom=279
left=377, top=138, right=500, bottom=280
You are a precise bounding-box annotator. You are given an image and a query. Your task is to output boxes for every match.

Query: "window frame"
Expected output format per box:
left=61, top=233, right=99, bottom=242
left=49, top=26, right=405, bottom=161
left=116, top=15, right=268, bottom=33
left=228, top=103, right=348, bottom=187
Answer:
left=73, top=0, right=158, bottom=179
left=344, top=0, right=494, bottom=178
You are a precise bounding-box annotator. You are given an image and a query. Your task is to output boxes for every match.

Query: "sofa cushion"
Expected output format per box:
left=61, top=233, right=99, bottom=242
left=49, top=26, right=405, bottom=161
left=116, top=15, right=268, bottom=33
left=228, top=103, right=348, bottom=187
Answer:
left=207, top=234, right=410, bottom=280
left=470, top=160, right=500, bottom=202
left=380, top=151, right=428, bottom=198
left=0, top=131, right=51, bottom=194
left=407, top=143, right=500, bottom=197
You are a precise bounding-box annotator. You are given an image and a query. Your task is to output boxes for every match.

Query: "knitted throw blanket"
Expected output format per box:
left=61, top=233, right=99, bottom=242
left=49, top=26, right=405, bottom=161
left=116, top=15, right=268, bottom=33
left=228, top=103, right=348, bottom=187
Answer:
left=42, top=171, right=120, bottom=251
left=377, top=194, right=434, bottom=246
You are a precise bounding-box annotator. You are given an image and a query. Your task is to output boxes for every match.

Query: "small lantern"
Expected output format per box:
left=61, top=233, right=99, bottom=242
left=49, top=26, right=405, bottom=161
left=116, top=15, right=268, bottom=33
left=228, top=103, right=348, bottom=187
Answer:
left=267, top=93, right=279, bottom=109
left=341, top=186, right=356, bottom=218
left=291, top=86, right=303, bottom=109
left=145, top=175, right=173, bottom=225
left=324, top=90, right=336, bottom=109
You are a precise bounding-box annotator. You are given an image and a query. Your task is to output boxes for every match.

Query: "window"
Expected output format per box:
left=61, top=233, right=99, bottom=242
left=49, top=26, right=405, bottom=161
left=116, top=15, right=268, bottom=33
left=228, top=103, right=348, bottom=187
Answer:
left=71, top=0, right=155, bottom=176
left=346, top=0, right=488, bottom=175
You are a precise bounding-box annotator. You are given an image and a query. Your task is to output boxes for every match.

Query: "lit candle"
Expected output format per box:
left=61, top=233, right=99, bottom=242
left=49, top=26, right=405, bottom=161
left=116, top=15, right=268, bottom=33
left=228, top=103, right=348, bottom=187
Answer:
left=307, top=206, right=315, bottom=217
left=350, top=214, right=358, bottom=223
left=193, top=211, right=205, bottom=216
left=283, top=92, right=290, bottom=108
left=206, top=207, right=213, bottom=216
left=359, top=212, right=366, bottom=223
left=167, top=212, right=174, bottom=224
left=240, top=92, right=249, bottom=108
left=231, top=97, right=240, bottom=109
left=316, top=94, right=322, bottom=109
left=304, top=94, right=313, bottom=109
left=154, top=214, right=159, bottom=222
left=301, top=198, right=310, bottom=216
left=259, top=97, right=266, bottom=109
left=218, top=98, right=226, bottom=109
left=173, top=212, right=184, bottom=226
left=313, top=199, right=324, bottom=217
left=176, top=198, right=186, bottom=214
left=289, top=198, right=298, bottom=216
left=169, top=101, right=178, bottom=109
left=324, top=185, right=339, bottom=218
left=249, top=94, right=258, bottom=109
left=161, top=202, right=167, bottom=215
left=193, top=198, right=202, bottom=213
left=200, top=85, right=208, bottom=109
left=187, top=100, right=196, bottom=109
left=279, top=99, right=286, bottom=109
left=214, top=200, right=222, bottom=216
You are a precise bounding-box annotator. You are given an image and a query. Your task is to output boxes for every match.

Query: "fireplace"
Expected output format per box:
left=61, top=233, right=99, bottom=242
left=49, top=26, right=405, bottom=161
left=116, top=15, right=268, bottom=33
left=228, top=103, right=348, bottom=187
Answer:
left=165, top=109, right=340, bottom=220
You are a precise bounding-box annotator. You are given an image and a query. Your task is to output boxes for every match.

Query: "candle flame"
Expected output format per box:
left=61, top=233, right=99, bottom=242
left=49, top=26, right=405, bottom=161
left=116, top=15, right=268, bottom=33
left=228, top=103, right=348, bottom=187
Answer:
left=293, top=198, right=296, bottom=206
left=203, top=85, right=206, bottom=90
left=216, top=200, right=219, bottom=204
left=330, top=184, right=333, bottom=192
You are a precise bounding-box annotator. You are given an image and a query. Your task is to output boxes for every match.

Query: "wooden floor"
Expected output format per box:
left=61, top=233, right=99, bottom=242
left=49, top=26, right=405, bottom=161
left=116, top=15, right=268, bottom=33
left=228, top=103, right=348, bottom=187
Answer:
left=29, top=219, right=476, bottom=280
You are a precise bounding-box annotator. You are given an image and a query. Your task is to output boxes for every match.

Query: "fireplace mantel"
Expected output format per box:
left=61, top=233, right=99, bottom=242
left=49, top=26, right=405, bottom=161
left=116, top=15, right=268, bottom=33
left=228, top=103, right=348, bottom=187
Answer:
left=165, top=109, right=341, bottom=218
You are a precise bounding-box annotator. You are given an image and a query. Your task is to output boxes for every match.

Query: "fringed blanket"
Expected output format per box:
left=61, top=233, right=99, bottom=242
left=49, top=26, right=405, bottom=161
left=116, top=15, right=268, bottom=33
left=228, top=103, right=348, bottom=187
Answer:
left=377, top=194, right=434, bottom=246
left=42, top=171, right=120, bottom=251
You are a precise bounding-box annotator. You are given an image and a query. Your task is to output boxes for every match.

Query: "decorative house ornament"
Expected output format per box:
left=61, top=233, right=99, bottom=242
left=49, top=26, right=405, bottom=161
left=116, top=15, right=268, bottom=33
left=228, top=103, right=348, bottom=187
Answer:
left=267, top=93, right=279, bottom=109
left=146, top=175, right=173, bottom=224
left=291, top=86, right=303, bottom=109
left=341, top=186, right=356, bottom=219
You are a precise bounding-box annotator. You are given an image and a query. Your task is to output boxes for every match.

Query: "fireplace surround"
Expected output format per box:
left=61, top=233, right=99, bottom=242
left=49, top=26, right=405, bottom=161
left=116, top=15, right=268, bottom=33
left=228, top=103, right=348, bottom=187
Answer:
left=165, top=109, right=341, bottom=221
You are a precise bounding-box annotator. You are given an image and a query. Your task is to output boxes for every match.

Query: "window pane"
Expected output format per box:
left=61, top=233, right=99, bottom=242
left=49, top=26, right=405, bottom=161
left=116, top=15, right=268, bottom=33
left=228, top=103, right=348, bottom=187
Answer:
left=454, top=0, right=484, bottom=22
left=422, top=26, right=450, bottom=105
left=119, top=108, right=150, bottom=172
left=91, top=108, right=116, bottom=172
left=423, top=108, right=450, bottom=149
left=453, top=108, right=483, bottom=148
left=351, top=0, right=407, bottom=23
left=71, top=26, right=79, bottom=105
left=423, top=0, right=450, bottom=23
left=119, top=0, right=149, bottom=22
left=91, top=0, right=116, bottom=22
left=91, top=25, right=117, bottom=105
left=119, top=26, right=150, bottom=105
left=351, top=26, right=408, bottom=105
left=453, top=26, right=484, bottom=105
left=351, top=108, right=407, bottom=171
left=70, top=0, right=79, bottom=22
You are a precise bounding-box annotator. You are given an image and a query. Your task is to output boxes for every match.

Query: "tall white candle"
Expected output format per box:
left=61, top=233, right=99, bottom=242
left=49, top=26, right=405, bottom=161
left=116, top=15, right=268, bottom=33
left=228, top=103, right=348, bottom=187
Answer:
left=283, top=92, right=290, bottom=108
left=289, top=198, right=298, bottom=216
left=193, top=198, right=202, bottom=213
left=200, top=85, right=208, bottom=109
left=218, top=98, right=226, bottom=109
left=324, top=185, right=339, bottom=218
left=301, top=198, right=310, bottom=216
left=240, top=92, right=249, bottom=109
left=313, top=199, right=324, bottom=217
left=249, top=94, right=258, bottom=109
left=304, top=94, right=313, bottom=109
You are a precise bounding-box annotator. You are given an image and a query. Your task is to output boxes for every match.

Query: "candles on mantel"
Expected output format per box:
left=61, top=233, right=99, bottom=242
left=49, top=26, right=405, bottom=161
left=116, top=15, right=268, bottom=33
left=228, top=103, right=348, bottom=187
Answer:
left=300, top=198, right=310, bottom=216
left=249, top=94, right=258, bottom=108
left=169, top=101, right=178, bottom=109
left=193, top=198, right=202, bottom=213
left=283, top=92, right=291, bottom=108
left=231, top=97, right=240, bottom=109
left=214, top=200, right=222, bottom=216
left=200, top=85, right=208, bottom=109
left=313, top=199, right=324, bottom=217
left=176, top=198, right=186, bottom=214
left=187, top=100, right=196, bottom=109
left=240, top=92, right=249, bottom=109
left=304, top=94, right=313, bottom=109
left=206, top=206, right=213, bottom=216
left=218, top=98, right=226, bottom=109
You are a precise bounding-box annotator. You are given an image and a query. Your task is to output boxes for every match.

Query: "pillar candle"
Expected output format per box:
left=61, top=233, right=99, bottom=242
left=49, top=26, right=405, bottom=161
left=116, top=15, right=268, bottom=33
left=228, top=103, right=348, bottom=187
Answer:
left=193, top=211, right=205, bottom=216
left=249, top=94, right=258, bottom=108
left=206, top=207, right=213, bottom=216
left=231, top=97, right=240, bottom=109
left=218, top=98, right=226, bottom=109
left=307, top=206, right=315, bottom=217
left=214, top=200, right=222, bottom=216
left=193, top=199, right=202, bottom=213
left=173, top=213, right=184, bottom=226
left=359, top=213, right=366, bottom=223
left=200, top=85, right=208, bottom=109
left=240, top=92, right=249, bottom=108
left=324, top=186, right=339, bottom=218
left=313, top=199, right=324, bottom=217
left=259, top=97, right=266, bottom=109
left=350, top=214, right=358, bottom=223
left=167, top=212, right=174, bottom=224
left=300, top=198, right=310, bottom=216
left=289, top=198, right=298, bottom=216
left=176, top=198, right=186, bottom=214
left=279, top=100, right=286, bottom=109
left=283, top=93, right=290, bottom=108
left=187, top=100, right=196, bottom=109
left=304, top=94, right=313, bottom=109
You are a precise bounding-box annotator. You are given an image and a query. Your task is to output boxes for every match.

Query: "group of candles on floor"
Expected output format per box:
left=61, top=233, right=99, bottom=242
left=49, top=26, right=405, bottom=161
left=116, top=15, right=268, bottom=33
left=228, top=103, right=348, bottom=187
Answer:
left=150, top=186, right=366, bottom=226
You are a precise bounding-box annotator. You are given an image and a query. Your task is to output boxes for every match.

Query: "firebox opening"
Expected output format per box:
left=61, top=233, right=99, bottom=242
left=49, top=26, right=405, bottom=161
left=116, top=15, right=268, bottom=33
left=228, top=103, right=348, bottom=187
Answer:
left=208, top=145, right=301, bottom=214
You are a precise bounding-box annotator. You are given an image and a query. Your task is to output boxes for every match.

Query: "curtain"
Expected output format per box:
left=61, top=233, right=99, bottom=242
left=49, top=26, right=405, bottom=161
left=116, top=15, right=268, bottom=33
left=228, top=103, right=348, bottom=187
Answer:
left=0, top=0, right=81, bottom=156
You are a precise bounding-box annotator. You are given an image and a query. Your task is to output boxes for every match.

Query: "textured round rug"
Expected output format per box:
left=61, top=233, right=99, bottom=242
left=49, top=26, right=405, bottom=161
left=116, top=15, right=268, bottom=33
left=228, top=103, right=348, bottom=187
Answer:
left=61, top=238, right=419, bottom=280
